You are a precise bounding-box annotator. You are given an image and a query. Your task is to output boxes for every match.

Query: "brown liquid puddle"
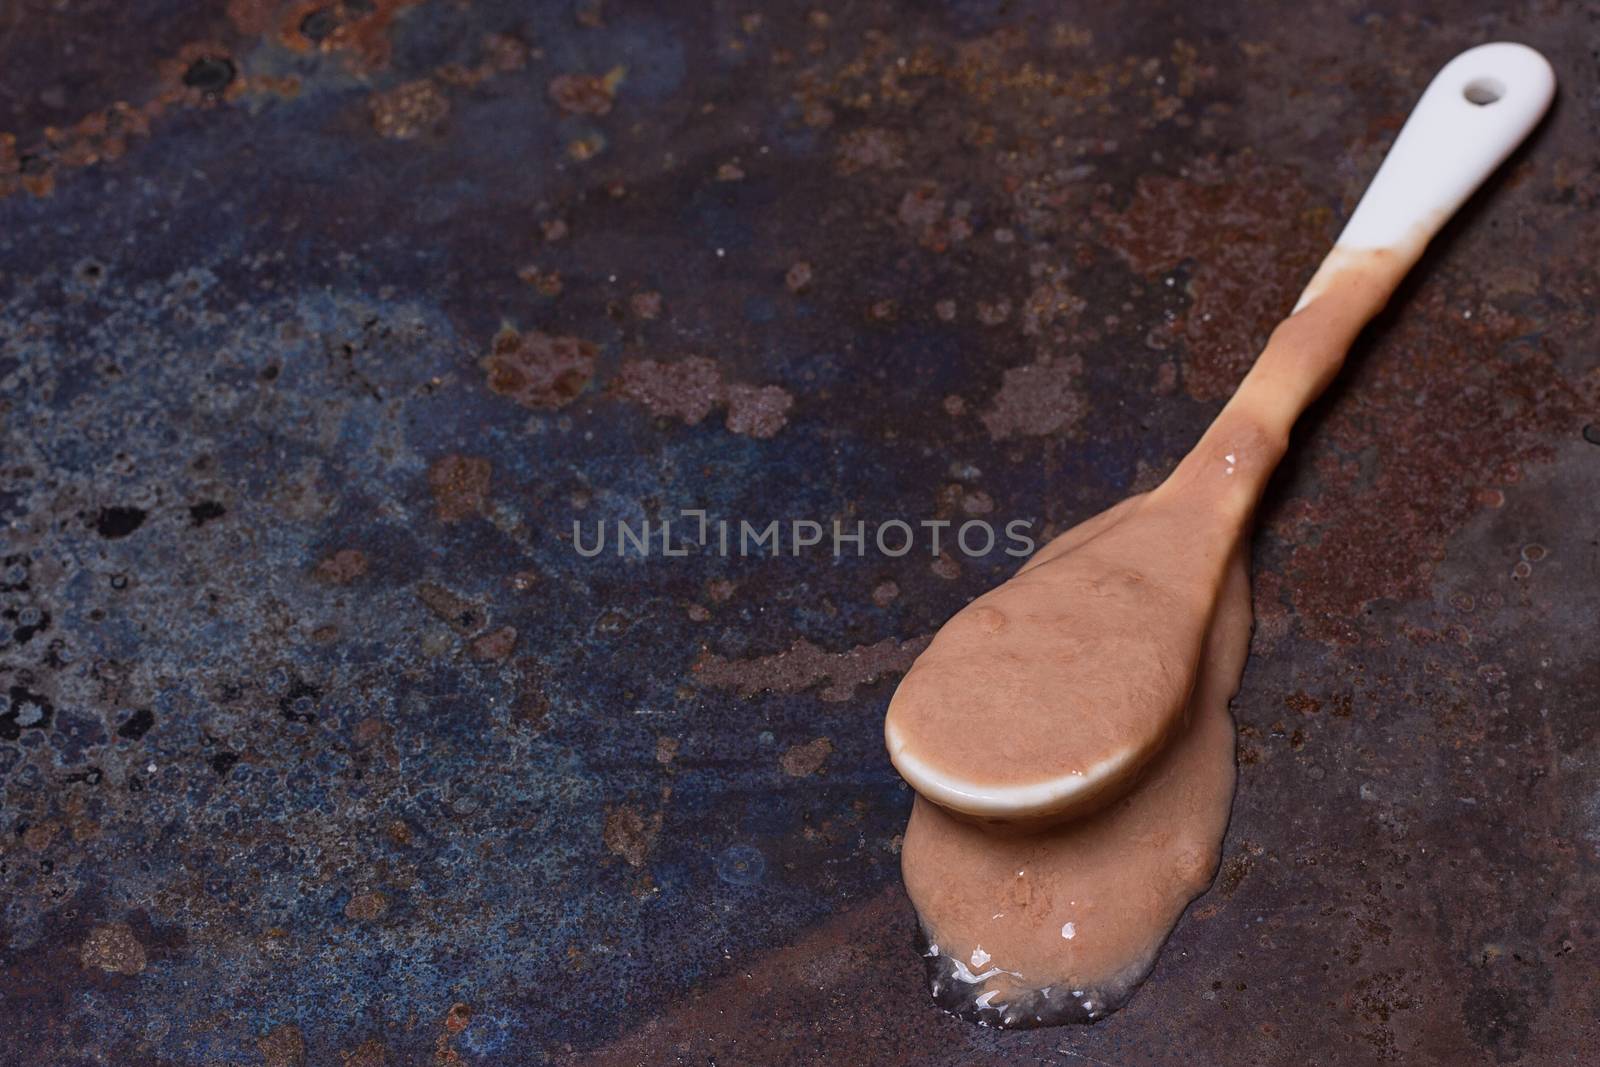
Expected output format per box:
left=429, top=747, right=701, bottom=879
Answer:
left=901, top=533, right=1249, bottom=1026
left=890, top=256, right=1414, bottom=1028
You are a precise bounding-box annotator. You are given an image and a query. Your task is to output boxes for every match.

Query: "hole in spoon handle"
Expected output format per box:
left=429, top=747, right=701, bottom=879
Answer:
left=1331, top=42, right=1555, bottom=256
left=1462, top=77, right=1506, bottom=105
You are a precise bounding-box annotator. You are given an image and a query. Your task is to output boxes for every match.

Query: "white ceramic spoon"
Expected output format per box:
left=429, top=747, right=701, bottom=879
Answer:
left=885, top=42, right=1556, bottom=827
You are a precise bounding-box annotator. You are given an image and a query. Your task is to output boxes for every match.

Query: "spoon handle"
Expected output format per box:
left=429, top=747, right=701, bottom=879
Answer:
left=1169, top=43, right=1555, bottom=524
left=1295, top=41, right=1556, bottom=312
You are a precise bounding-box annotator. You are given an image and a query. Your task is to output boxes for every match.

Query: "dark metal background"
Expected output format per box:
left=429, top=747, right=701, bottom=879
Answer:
left=1, top=1, right=1597, bottom=1063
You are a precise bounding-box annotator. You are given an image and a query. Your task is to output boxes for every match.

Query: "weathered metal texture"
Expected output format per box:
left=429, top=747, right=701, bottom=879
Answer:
left=1, top=1, right=1596, bottom=1063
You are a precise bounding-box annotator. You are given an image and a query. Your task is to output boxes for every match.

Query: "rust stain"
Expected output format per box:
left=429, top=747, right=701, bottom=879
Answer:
left=1021, top=267, right=1086, bottom=337
left=344, top=890, right=389, bottom=921
left=896, top=182, right=973, bottom=252
left=157, top=41, right=251, bottom=109
left=1, top=3, right=513, bottom=201
left=628, top=290, right=663, bottom=319
left=779, top=737, right=834, bottom=778
left=481, top=327, right=599, bottom=410
left=434, top=1002, right=472, bottom=1065
left=427, top=454, right=492, bottom=524
left=548, top=71, right=620, bottom=116
left=611, top=356, right=721, bottom=424
left=414, top=581, right=486, bottom=635
left=79, top=922, right=147, bottom=976
left=602, top=804, right=662, bottom=868
left=434, top=33, right=530, bottom=88
left=834, top=127, right=905, bottom=174
left=979, top=355, right=1086, bottom=440
left=1096, top=154, right=1330, bottom=401
left=277, top=0, right=421, bottom=72
left=1264, top=286, right=1594, bottom=642
left=340, top=1038, right=388, bottom=1067
left=22, top=820, right=59, bottom=852
left=517, top=265, right=564, bottom=297
left=258, top=1023, right=307, bottom=1067
left=314, top=548, right=369, bottom=584
left=723, top=383, right=794, bottom=440
left=468, top=626, right=518, bottom=663
left=785, top=261, right=813, bottom=292
left=226, top=0, right=283, bottom=35
left=611, top=357, right=794, bottom=438
left=368, top=78, right=450, bottom=141
left=692, top=635, right=930, bottom=702
left=367, top=30, right=528, bottom=140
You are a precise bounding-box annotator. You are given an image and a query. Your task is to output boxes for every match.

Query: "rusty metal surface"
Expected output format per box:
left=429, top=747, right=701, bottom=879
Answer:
left=1, top=1, right=1597, bottom=1063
